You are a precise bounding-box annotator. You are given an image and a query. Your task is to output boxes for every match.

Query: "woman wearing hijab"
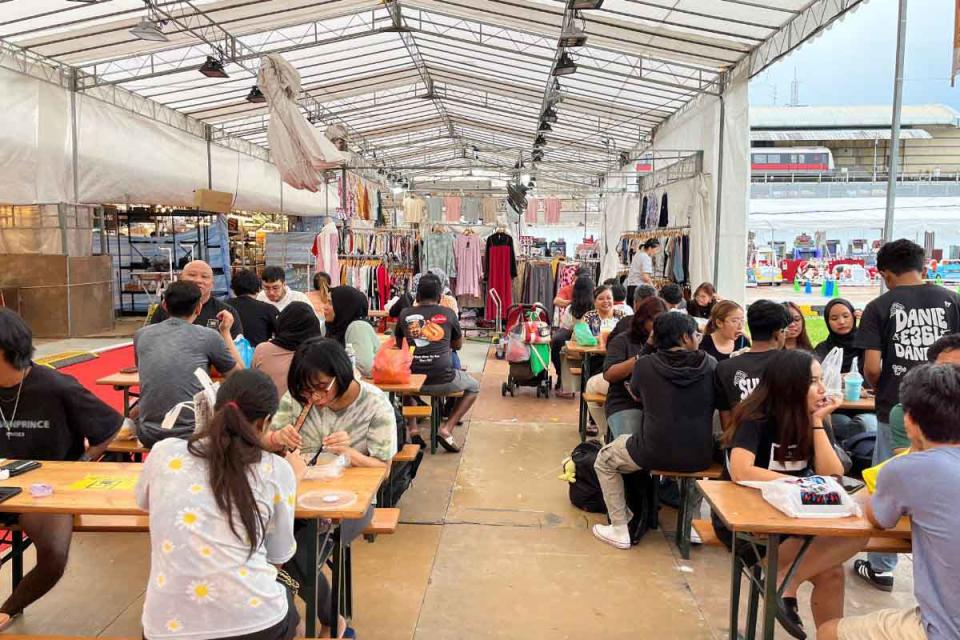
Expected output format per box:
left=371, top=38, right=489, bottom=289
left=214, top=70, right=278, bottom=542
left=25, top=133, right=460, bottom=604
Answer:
left=814, top=298, right=877, bottom=440
left=324, top=286, right=381, bottom=377
left=253, top=301, right=321, bottom=397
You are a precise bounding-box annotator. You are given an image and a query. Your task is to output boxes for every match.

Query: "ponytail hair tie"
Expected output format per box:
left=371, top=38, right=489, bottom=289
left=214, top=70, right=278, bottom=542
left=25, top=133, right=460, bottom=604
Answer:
left=225, top=400, right=240, bottom=410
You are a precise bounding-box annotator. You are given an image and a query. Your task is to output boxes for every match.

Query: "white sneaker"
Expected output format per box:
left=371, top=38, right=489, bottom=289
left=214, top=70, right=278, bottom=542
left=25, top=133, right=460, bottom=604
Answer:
left=690, top=528, right=702, bottom=545
left=592, top=523, right=631, bottom=550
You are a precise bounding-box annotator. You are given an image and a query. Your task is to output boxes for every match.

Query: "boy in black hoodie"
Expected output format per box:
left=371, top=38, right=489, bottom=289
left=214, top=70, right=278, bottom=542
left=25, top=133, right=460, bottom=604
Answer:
left=593, top=312, right=717, bottom=550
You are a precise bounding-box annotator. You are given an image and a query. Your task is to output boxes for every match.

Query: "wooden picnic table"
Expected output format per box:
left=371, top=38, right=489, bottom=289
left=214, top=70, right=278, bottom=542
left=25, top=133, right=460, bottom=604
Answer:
left=0, top=460, right=385, bottom=637
left=564, top=341, right=606, bottom=440
left=838, top=394, right=875, bottom=412
left=699, top=480, right=910, bottom=640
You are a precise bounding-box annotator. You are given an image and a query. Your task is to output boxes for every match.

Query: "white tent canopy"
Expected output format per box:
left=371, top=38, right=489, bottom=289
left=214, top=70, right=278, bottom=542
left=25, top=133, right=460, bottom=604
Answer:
left=1, top=0, right=868, bottom=275
left=751, top=197, right=960, bottom=234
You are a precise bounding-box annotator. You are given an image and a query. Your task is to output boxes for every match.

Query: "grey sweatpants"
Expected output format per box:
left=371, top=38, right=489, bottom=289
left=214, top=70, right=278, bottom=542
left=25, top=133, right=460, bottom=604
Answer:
left=594, top=435, right=642, bottom=526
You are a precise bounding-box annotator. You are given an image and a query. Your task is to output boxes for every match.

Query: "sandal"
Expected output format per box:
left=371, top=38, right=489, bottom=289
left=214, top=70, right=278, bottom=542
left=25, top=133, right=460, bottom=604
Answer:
left=410, top=434, right=427, bottom=449
left=0, top=612, right=21, bottom=632
left=555, top=390, right=575, bottom=399
left=585, top=424, right=600, bottom=438
left=437, top=434, right=461, bottom=453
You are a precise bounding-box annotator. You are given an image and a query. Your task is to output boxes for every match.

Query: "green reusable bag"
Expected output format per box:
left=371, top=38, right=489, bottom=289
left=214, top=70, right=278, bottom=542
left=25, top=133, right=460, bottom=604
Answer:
left=573, top=321, right=597, bottom=347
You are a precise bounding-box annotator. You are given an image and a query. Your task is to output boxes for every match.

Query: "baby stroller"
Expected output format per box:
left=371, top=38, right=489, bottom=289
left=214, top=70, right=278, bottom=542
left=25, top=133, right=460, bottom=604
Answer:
left=500, top=303, right=553, bottom=398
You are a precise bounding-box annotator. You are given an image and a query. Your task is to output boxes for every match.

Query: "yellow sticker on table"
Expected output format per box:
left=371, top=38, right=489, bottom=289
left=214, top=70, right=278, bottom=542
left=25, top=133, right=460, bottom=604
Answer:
left=67, top=475, right=137, bottom=491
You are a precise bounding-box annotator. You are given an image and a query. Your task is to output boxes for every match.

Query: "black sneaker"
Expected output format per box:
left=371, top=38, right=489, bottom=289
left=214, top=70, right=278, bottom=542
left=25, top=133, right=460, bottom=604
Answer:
left=776, top=596, right=806, bottom=639
left=854, top=559, right=894, bottom=592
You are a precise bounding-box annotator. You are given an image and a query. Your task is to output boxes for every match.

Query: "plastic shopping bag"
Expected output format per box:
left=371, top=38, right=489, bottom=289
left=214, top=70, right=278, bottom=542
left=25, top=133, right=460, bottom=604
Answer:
left=505, top=331, right=530, bottom=363
left=234, top=335, right=255, bottom=368
left=372, top=338, right=413, bottom=384
left=821, top=346, right=844, bottom=398
left=573, top=321, right=597, bottom=347
left=529, top=343, right=550, bottom=376
left=862, top=449, right=910, bottom=494
left=739, top=476, right=862, bottom=519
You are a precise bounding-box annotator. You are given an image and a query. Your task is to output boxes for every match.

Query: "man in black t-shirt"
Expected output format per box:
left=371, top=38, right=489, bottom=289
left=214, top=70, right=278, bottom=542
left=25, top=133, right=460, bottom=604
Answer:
left=0, top=310, right=122, bottom=628
left=853, top=239, right=960, bottom=590
left=394, top=275, right=478, bottom=453
left=150, top=260, right=243, bottom=339
left=714, top=300, right=791, bottom=430
left=227, top=268, right=278, bottom=347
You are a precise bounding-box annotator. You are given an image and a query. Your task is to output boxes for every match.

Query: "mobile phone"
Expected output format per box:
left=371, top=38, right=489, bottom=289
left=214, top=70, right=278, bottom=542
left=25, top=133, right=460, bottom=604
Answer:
left=0, top=487, right=22, bottom=503
left=206, top=318, right=221, bottom=330
left=1, top=460, right=41, bottom=477
left=840, top=476, right=865, bottom=494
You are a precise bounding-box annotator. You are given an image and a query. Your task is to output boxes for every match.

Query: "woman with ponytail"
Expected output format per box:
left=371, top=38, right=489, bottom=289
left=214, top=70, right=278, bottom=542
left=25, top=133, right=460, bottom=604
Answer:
left=136, top=369, right=306, bottom=640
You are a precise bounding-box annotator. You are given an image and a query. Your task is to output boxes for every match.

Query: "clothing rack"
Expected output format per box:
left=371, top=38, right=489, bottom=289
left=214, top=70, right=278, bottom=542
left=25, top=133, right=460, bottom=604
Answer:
left=621, top=225, right=690, bottom=241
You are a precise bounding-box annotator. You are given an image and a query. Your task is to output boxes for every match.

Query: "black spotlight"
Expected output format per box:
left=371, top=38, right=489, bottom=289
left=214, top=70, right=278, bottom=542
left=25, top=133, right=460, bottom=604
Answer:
left=199, top=55, right=229, bottom=78
left=246, top=85, right=266, bottom=103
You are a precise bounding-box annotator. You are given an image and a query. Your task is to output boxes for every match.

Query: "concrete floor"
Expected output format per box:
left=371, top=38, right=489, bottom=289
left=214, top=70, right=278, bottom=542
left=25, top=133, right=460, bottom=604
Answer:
left=2, top=340, right=917, bottom=639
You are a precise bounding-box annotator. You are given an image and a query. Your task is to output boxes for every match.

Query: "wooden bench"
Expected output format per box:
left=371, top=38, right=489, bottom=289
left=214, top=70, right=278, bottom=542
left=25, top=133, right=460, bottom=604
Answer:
left=651, top=464, right=724, bottom=560
left=105, top=437, right=149, bottom=462
left=401, top=405, right=432, bottom=419
left=569, top=367, right=582, bottom=376
left=691, top=519, right=912, bottom=554
left=392, top=443, right=419, bottom=464
left=583, top=392, right=606, bottom=405
left=423, top=390, right=464, bottom=455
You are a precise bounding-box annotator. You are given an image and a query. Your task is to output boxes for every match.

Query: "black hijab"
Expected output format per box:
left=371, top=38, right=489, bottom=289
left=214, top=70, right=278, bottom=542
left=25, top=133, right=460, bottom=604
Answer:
left=815, top=298, right=861, bottom=373
left=271, top=301, right=322, bottom=352
left=325, top=286, right=369, bottom=345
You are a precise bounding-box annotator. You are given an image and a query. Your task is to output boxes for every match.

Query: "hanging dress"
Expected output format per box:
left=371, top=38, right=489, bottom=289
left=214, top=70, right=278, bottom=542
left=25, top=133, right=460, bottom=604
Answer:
left=484, top=231, right=517, bottom=320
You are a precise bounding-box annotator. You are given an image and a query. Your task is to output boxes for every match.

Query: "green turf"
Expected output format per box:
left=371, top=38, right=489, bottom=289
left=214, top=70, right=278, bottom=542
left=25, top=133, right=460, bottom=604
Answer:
left=804, top=317, right=828, bottom=346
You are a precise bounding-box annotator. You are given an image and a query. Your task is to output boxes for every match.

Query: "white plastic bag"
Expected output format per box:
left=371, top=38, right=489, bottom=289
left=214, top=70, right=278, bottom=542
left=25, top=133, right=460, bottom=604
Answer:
left=739, top=476, right=862, bottom=519
left=820, top=346, right=844, bottom=398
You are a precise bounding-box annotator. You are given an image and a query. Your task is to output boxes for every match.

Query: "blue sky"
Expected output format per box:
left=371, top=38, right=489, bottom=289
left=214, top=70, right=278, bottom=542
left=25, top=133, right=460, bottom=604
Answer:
left=752, top=0, right=960, bottom=110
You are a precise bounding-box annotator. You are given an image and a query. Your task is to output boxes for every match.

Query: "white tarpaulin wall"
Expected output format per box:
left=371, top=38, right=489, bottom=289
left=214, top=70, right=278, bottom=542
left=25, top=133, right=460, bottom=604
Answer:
left=649, top=68, right=750, bottom=302
left=0, top=65, right=332, bottom=215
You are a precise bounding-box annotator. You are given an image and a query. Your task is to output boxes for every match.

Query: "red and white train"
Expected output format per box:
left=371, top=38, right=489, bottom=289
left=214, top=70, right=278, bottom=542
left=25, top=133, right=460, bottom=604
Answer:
left=751, top=147, right=835, bottom=175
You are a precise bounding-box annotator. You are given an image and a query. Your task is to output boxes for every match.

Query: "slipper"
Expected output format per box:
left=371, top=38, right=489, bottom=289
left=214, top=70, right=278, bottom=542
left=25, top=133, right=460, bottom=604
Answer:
left=555, top=391, right=576, bottom=399
left=341, top=627, right=356, bottom=639
left=0, top=612, right=21, bottom=632
left=410, top=434, right=427, bottom=449
left=437, top=434, right=461, bottom=453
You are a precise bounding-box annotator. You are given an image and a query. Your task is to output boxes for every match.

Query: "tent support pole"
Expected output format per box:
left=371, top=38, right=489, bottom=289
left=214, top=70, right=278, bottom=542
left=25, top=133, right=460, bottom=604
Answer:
left=712, top=83, right=726, bottom=285
left=205, top=125, right=213, bottom=189
left=69, top=69, right=80, bottom=204
left=883, top=0, right=908, bottom=245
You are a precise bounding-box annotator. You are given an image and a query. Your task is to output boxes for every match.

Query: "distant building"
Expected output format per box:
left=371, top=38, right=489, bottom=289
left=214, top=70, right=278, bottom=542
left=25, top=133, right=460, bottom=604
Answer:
left=750, top=104, right=960, bottom=178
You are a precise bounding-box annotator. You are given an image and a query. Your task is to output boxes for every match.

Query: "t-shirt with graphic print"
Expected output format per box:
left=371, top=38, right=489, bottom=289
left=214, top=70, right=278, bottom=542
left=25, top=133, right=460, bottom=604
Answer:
left=394, top=304, right=461, bottom=384
left=135, top=438, right=298, bottom=640
left=713, top=350, right=780, bottom=411
left=0, top=364, right=122, bottom=461
left=272, top=381, right=398, bottom=463
left=856, top=284, right=960, bottom=421
left=728, top=418, right=813, bottom=477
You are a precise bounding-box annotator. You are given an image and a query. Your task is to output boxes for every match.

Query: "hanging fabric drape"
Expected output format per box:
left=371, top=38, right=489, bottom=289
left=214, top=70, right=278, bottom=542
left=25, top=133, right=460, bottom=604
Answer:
left=484, top=231, right=517, bottom=320
left=257, top=54, right=345, bottom=191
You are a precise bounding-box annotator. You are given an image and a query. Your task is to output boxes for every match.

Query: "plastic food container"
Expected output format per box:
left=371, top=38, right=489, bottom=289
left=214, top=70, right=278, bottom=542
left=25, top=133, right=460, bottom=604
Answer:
left=303, top=452, right=346, bottom=481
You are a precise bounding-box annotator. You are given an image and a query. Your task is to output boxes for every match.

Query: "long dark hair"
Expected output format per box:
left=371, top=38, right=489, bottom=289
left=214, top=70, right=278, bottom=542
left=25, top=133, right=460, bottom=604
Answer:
left=187, top=369, right=279, bottom=556
left=724, top=350, right=815, bottom=464
left=569, top=275, right=595, bottom=319
left=784, top=301, right=814, bottom=351
left=629, top=296, right=668, bottom=343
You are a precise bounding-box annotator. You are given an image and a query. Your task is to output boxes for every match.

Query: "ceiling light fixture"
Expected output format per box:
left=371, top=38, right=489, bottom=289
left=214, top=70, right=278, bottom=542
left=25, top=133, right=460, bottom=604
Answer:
left=569, top=0, right=604, bottom=9
left=246, top=85, right=266, bottom=103
left=558, top=13, right=588, bottom=47
left=534, top=134, right=547, bottom=147
left=532, top=149, right=545, bottom=161
left=542, top=107, right=559, bottom=123
left=538, top=121, right=553, bottom=132
left=129, top=1, right=169, bottom=41
left=553, top=51, right=577, bottom=77
left=198, top=55, right=229, bottom=78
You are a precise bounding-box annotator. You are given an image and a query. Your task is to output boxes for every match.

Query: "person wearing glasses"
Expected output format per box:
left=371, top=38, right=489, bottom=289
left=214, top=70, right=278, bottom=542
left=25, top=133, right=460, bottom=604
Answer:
left=783, top=301, right=814, bottom=352
left=700, top=300, right=751, bottom=362
left=592, top=313, right=718, bottom=550
left=263, top=338, right=397, bottom=639
left=257, top=266, right=312, bottom=313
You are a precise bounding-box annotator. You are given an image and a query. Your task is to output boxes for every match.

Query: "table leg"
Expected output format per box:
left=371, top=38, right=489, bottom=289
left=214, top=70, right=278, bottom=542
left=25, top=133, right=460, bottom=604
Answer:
left=344, top=543, right=353, bottom=622
left=303, top=519, right=319, bottom=638
left=761, top=534, right=780, bottom=640
left=578, top=356, right=591, bottom=441
left=745, top=565, right=761, bottom=640
left=728, top=533, right=742, bottom=640
left=11, top=530, right=23, bottom=591
left=675, top=478, right=694, bottom=559
left=329, top=525, right=343, bottom=639
left=429, top=397, right=439, bottom=455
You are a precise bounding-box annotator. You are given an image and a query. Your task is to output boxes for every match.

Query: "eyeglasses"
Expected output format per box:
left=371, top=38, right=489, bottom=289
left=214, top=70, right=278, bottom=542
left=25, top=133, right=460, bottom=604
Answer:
left=789, top=316, right=803, bottom=324
left=310, top=378, right=336, bottom=399
left=693, top=331, right=703, bottom=341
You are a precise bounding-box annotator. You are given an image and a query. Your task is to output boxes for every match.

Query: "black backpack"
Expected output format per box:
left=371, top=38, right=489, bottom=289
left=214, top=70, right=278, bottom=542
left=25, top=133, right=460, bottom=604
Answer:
left=843, top=432, right=877, bottom=478
left=568, top=440, right=607, bottom=513
left=378, top=406, right=424, bottom=508
left=567, top=441, right=659, bottom=544
left=623, top=471, right=659, bottom=544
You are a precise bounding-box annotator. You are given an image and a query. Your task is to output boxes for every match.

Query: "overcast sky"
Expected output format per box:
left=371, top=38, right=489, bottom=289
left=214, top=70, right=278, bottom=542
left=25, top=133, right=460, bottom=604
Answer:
left=752, top=0, right=960, bottom=110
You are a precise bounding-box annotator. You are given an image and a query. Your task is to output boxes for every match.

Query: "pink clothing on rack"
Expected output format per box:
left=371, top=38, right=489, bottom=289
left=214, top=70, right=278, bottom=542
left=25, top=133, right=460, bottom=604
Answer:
left=312, top=221, right=340, bottom=286
left=543, top=197, right=562, bottom=224
left=444, top=196, right=462, bottom=222
left=526, top=198, right=540, bottom=223
left=453, top=233, right=483, bottom=297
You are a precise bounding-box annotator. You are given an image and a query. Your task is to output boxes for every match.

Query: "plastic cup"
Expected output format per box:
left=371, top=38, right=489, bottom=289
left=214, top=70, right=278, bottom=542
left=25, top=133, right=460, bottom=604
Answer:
left=844, top=378, right=863, bottom=402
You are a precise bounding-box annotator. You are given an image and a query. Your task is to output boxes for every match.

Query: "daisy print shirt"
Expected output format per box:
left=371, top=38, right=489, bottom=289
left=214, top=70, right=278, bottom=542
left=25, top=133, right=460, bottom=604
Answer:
left=135, top=438, right=298, bottom=639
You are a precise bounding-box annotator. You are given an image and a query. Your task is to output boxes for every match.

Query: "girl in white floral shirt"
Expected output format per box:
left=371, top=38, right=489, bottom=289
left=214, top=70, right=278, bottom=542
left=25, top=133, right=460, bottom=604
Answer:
left=136, top=369, right=306, bottom=640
